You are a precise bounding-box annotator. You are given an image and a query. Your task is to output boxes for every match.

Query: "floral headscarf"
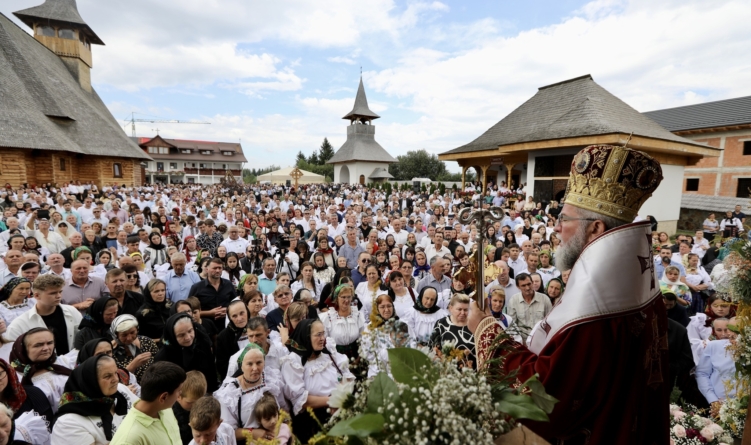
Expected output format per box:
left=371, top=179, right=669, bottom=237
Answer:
left=0, top=277, right=30, bottom=303
left=0, top=358, right=26, bottom=411
left=10, top=328, right=72, bottom=386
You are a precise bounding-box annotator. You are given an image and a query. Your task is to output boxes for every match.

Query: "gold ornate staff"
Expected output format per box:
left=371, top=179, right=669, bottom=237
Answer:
left=456, top=205, right=506, bottom=311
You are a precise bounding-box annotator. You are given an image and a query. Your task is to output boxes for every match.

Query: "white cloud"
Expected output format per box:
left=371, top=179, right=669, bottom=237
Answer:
left=327, top=56, right=357, bottom=65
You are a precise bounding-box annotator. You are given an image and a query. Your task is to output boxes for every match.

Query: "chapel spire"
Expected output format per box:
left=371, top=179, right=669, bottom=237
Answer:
left=342, top=76, right=380, bottom=124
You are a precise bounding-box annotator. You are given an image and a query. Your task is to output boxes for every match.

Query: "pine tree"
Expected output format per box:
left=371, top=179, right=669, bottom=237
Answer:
left=309, top=150, right=320, bottom=165
left=318, top=138, right=335, bottom=164
left=295, top=151, right=306, bottom=163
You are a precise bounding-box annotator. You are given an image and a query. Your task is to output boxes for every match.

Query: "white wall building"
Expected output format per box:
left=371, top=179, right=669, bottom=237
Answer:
left=328, top=77, right=396, bottom=185
left=135, top=135, right=247, bottom=185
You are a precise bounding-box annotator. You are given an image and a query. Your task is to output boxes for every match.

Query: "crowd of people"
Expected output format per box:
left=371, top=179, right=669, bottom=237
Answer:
left=0, top=179, right=744, bottom=444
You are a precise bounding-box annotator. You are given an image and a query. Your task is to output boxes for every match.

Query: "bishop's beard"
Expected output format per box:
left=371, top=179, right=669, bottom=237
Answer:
left=554, top=224, right=589, bottom=272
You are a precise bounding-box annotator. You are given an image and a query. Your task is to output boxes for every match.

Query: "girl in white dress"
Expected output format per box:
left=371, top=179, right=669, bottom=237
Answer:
left=280, top=318, right=354, bottom=444
left=355, top=264, right=382, bottom=321
left=318, top=284, right=364, bottom=363
left=213, top=343, right=286, bottom=443
left=385, top=271, right=416, bottom=318
left=291, top=262, right=325, bottom=305
left=402, top=286, right=447, bottom=346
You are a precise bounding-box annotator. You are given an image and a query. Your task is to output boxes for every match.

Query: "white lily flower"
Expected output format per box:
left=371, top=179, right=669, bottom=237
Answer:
left=328, top=380, right=356, bottom=408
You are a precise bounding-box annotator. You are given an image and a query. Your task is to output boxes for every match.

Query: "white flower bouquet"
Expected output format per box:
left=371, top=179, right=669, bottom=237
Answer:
left=312, top=346, right=556, bottom=445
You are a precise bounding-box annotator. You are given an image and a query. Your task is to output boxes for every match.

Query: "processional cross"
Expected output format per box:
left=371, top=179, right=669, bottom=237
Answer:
left=289, top=168, right=304, bottom=189
left=456, top=205, right=506, bottom=311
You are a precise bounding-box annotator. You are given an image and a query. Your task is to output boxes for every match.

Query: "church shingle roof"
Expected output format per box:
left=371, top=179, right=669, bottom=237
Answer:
left=643, top=96, right=751, bottom=132
left=14, top=0, right=104, bottom=44
left=0, top=12, right=149, bottom=160
left=442, top=74, right=707, bottom=156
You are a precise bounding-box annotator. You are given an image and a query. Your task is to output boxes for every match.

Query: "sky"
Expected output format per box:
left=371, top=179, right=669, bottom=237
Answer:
left=4, top=0, right=751, bottom=172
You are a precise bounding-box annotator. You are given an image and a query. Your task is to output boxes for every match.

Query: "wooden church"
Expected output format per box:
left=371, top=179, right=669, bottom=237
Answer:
left=0, top=0, right=151, bottom=187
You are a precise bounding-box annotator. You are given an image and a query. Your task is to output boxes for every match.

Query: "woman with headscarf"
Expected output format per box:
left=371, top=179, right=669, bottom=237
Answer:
left=51, top=354, right=137, bottom=445
left=402, top=286, right=447, bottom=346
left=0, top=358, right=53, bottom=425
left=135, top=278, right=172, bottom=341
left=0, top=278, right=36, bottom=327
left=9, top=328, right=73, bottom=413
left=77, top=338, right=141, bottom=397
left=545, top=277, right=564, bottom=306
left=315, top=238, right=337, bottom=269
left=182, top=235, right=199, bottom=269
left=413, top=251, right=430, bottom=281
left=155, top=313, right=219, bottom=393
left=215, top=300, right=249, bottom=378
left=143, top=231, right=168, bottom=272
left=280, top=318, right=354, bottom=444
left=73, top=296, right=120, bottom=350
left=213, top=343, right=286, bottom=442
left=110, top=314, right=158, bottom=381
left=94, top=249, right=115, bottom=274
left=355, top=264, right=383, bottom=321
left=359, top=292, right=413, bottom=379
left=318, top=284, right=364, bottom=363
left=22, top=237, right=50, bottom=261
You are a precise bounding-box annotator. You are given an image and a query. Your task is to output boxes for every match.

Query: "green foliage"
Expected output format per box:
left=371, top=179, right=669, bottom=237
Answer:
left=388, top=149, right=451, bottom=181
left=366, top=373, right=399, bottom=414
left=383, top=182, right=393, bottom=200
left=295, top=151, right=306, bottom=163
left=327, top=413, right=385, bottom=438
left=452, top=183, right=458, bottom=191
left=309, top=151, right=320, bottom=165
left=438, top=182, right=446, bottom=195
left=387, top=348, right=436, bottom=388
left=318, top=138, right=335, bottom=164
left=493, top=374, right=557, bottom=422
left=296, top=159, right=334, bottom=183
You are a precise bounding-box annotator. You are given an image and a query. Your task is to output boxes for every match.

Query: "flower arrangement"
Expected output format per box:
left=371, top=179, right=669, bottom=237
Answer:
left=312, top=345, right=556, bottom=445
left=669, top=404, right=732, bottom=444
left=717, top=396, right=747, bottom=440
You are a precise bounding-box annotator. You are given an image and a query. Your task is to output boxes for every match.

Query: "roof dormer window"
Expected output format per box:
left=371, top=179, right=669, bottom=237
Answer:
left=58, top=29, right=75, bottom=39
left=201, top=150, right=212, bottom=155
left=222, top=151, right=233, bottom=156
left=181, top=149, right=192, bottom=154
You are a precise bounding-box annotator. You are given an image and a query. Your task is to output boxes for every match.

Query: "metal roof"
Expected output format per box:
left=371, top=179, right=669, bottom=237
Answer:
left=14, top=0, right=104, bottom=45
left=643, top=96, right=751, bottom=132
left=342, top=77, right=380, bottom=121
left=133, top=136, right=248, bottom=162
left=0, top=12, right=149, bottom=159
left=443, top=74, right=707, bottom=156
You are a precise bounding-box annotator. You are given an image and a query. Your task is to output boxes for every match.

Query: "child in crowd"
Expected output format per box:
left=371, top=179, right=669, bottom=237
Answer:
left=189, top=396, right=236, bottom=445
left=174, top=371, right=208, bottom=445
left=253, top=392, right=291, bottom=445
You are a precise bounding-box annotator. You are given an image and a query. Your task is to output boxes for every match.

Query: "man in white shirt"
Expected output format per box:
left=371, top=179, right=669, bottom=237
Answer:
left=45, top=253, right=72, bottom=285
left=0, top=217, right=27, bottom=245
left=390, top=219, right=408, bottom=248
left=327, top=213, right=344, bottom=239
left=507, top=244, right=527, bottom=275
left=132, top=214, right=151, bottom=234
left=419, top=226, right=437, bottom=250
left=85, top=207, right=110, bottom=228
left=77, top=198, right=95, bottom=223
left=220, top=226, right=249, bottom=256
left=25, top=212, right=66, bottom=254
left=424, top=231, right=451, bottom=263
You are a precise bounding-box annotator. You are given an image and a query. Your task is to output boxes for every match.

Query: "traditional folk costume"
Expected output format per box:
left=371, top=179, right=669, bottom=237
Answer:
left=474, top=145, right=670, bottom=444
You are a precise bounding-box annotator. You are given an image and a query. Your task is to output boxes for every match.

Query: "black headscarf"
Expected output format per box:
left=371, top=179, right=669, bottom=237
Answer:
left=76, top=338, right=112, bottom=366
left=156, top=313, right=218, bottom=392
left=78, top=296, right=120, bottom=332
left=413, top=286, right=441, bottom=314
left=224, top=300, right=247, bottom=342
left=0, top=277, right=30, bottom=303
left=10, top=328, right=72, bottom=386
left=136, top=282, right=172, bottom=340
left=286, top=318, right=329, bottom=366
left=57, top=355, right=128, bottom=440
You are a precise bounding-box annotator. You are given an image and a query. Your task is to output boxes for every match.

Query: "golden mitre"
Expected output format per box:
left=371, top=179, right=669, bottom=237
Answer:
left=563, top=145, right=663, bottom=222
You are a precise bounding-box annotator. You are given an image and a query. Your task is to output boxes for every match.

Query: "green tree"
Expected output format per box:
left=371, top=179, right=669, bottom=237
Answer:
left=296, top=159, right=334, bottom=183
left=308, top=150, right=320, bottom=165
left=295, top=151, right=306, bottom=164
left=388, top=149, right=449, bottom=181
left=318, top=138, right=335, bottom=164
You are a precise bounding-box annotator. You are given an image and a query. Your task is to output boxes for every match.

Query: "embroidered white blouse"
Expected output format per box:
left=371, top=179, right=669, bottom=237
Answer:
left=214, top=369, right=286, bottom=429
left=318, top=309, right=365, bottom=347
left=402, top=307, right=448, bottom=345
left=279, top=340, right=354, bottom=415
